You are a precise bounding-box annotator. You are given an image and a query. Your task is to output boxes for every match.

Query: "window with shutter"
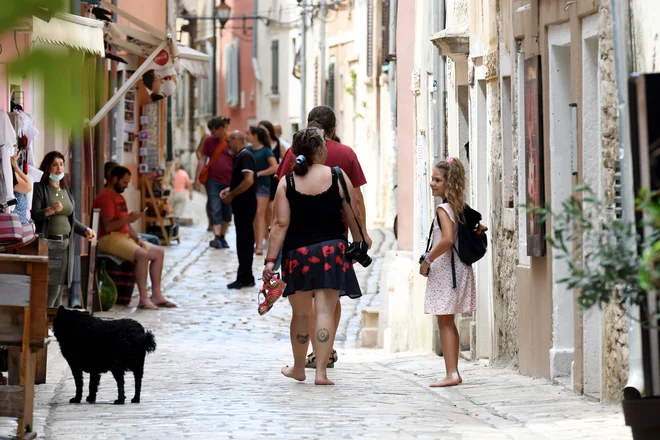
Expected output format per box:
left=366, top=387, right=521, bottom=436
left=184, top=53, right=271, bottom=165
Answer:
left=381, top=0, right=390, bottom=67
left=232, top=38, right=240, bottom=107
left=366, top=0, right=373, bottom=78
left=224, top=43, right=232, bottom=106
left=327, top=61, right=335, bottom=110
left=225, top=39, right=240, bottom=108
left=271, top=40, right=279, bottom=95
left=176, top=75, right=185, bottom=120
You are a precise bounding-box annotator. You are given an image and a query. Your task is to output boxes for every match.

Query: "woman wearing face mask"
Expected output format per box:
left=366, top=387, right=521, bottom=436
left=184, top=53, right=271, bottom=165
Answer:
left=31, top=151, right=95, bottom=308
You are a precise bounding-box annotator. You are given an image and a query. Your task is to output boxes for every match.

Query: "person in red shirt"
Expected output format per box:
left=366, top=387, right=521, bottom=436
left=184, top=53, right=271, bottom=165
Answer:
left=274, top=105, right=371, bottom=369
left=195, top=116, right=233, bottom=249
left=93, top=166, right=176, bottom=310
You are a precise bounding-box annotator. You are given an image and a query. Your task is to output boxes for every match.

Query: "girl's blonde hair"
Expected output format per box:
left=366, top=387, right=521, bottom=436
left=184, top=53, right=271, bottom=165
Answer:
left=435, top=157, right=467, bottom=217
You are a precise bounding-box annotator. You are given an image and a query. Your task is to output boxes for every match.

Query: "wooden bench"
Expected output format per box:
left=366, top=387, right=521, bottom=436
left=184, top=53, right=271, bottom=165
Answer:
left=0, top=248, right=49, bottom=440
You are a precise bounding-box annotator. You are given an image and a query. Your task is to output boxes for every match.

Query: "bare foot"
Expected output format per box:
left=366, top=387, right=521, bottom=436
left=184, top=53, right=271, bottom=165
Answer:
left=281, top=365, right=305, bottom=382
left=429, top=375, right=461, bottom=387
left=314, top=374, right=335, bottom=386
left=137, top=301, right=158, bottom=310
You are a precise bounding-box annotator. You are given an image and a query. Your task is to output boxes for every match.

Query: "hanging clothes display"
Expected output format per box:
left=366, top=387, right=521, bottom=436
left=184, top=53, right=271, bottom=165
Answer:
left=16, top=111, right=41, bottom=212
left=0, top=110, right=17, bottom=207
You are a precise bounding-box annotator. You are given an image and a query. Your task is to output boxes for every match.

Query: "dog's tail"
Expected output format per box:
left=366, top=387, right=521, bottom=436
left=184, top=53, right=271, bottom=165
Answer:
left=144, top=330, right=157, bottom=353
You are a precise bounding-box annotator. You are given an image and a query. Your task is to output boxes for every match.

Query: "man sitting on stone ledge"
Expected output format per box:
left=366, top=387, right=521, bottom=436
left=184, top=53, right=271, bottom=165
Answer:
left=92, top=165, right=177, bottom=310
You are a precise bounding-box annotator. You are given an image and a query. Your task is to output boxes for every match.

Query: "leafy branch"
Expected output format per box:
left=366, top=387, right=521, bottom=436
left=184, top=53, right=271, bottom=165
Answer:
left=526, top=186, right=660, bottom=324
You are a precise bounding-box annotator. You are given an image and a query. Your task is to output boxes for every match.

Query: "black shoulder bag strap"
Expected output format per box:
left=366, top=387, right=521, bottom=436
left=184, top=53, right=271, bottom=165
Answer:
left=332, top=166, right=365, bottom=241
left=436, top=207, right=457, bottom=289
left=285, top=172, right=295, bottom=193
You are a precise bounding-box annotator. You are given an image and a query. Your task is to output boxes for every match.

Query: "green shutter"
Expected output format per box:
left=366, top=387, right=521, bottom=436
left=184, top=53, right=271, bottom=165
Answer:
left=271, top=40, right=279, bottom=95
left=328, top=61, right=335, bottom=110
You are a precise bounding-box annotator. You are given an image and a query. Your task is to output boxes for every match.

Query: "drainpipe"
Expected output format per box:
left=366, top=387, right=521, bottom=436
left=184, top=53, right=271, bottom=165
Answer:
left=610, top=0, right=645, bottom=399
left=253, top=0, right=260, bottom=88
left=431, top=0, right=446, bottom=164
left=71, top=0, right=82, bottom=306
left=389, top=0, right=397, bottom=227
left=300, top=0, right=307, bottom=127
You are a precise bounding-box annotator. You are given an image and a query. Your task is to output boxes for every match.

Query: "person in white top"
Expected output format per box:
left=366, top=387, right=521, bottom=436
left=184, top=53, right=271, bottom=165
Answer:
left=274, top=123, right=291, bottom=151
left=419, top=157, right=476, bottom=388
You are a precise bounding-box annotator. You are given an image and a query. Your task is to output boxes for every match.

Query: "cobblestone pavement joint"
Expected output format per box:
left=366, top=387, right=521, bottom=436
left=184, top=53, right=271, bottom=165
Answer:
left=1, top=195, right=631, bottom=439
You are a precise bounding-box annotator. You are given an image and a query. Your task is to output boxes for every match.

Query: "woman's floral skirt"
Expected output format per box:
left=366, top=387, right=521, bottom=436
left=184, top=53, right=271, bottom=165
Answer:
left=282, top=238, right=362, bottom=299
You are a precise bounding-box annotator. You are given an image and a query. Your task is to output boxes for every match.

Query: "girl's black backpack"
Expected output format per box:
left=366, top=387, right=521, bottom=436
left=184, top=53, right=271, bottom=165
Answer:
left=424, top=204, right=488, bottom=288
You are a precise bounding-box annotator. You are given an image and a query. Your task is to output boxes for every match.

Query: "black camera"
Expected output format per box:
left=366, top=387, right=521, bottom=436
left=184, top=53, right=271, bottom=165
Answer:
left=346, top=241, right=372, bottom=267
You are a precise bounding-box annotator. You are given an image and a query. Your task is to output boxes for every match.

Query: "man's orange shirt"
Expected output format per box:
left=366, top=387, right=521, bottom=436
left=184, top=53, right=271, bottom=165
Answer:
left=92, top=188, right=130, bottom=238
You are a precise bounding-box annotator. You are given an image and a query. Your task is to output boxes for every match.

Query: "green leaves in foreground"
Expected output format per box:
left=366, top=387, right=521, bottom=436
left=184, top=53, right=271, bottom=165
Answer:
left=9, top=49, right=84, bottom=129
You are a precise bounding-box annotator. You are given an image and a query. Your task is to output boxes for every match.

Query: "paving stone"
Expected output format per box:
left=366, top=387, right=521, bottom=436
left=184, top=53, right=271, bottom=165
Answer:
left=0, top=218, right=632, bottom=439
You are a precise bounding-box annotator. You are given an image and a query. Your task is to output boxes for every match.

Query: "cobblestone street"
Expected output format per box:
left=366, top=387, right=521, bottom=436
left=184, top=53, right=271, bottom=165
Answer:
left=1, top=208, right=632, bottom=439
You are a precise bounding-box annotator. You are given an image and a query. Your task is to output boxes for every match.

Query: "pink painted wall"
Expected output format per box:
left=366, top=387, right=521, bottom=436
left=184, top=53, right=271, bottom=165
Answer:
left=117, top=0, right=167, bottom=31
left=217, top=0, right=256, bottom=133
left=396, top=2, right=416, bottom=251
left=0, top=32, right=33, bottom=114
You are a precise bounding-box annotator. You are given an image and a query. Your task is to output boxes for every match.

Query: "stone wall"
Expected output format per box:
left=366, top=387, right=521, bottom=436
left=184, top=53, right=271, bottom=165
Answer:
left=489, top=4, right=519, bottom=368
left=598, top=0, right=628, bottom=404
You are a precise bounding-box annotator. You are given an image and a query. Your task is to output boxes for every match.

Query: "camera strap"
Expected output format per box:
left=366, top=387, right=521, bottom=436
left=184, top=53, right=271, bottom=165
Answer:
left=332, top=166, right=365, bottom=242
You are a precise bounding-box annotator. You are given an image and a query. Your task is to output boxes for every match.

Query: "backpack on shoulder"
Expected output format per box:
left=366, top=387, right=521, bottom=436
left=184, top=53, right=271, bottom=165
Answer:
left=422, top=204, right=488, bottom=288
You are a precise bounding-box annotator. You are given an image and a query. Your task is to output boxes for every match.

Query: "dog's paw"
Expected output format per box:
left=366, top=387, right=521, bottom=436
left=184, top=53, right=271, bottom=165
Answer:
left=69, top=396, right=82, bottom=404
left=86, top=395, right=96, bottom=403
left=131, top=397, right=140, bottom=404
left=113, top=399, right=125, bottom=405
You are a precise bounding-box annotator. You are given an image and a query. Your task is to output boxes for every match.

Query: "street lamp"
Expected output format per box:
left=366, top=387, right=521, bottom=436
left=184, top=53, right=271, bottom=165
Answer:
left=216, top=0, right=231, bottom=29
left=212, top=1, right=231, bottom=115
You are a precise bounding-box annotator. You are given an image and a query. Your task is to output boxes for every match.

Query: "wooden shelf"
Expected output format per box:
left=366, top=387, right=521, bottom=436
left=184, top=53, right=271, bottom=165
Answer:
left=141, top=174, right=175, bottom=246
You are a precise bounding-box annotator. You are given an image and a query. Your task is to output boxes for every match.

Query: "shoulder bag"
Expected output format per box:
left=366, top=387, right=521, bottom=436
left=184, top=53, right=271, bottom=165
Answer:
left=199, top=139, right=226, bottom=185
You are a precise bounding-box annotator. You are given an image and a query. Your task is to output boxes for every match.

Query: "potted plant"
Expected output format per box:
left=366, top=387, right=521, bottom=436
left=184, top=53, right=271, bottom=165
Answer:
left=529, top=186, right=660, bottom=440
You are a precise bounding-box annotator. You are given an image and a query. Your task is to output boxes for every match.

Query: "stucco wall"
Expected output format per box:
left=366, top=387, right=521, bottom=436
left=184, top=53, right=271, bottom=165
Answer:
left=598, top=0, right=628, bottom=404
left=396, top=1, right=416, bottom=251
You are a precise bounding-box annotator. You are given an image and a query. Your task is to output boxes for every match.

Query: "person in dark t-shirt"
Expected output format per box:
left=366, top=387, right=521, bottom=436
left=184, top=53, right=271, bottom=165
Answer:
left=221, top=131, right=257, bottom=289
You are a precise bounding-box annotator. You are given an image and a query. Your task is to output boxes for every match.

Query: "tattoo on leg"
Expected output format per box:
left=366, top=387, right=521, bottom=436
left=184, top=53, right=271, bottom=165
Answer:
left=316, top=328, right=330, bottom=343
left=296, top=332, right=310, bottom=344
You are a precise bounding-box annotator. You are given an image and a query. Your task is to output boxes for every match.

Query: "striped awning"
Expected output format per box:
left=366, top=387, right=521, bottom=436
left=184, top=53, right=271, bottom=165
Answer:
left=32, top=13, right=105, bottom=56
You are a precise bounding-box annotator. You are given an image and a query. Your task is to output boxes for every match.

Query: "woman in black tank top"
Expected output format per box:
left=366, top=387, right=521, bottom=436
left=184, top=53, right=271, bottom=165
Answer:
left=263, top=125, right=364, bottom=386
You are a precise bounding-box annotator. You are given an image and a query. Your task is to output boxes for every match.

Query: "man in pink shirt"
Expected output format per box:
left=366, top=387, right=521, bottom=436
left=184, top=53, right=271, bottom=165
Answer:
left=172, top=161, right=193, bottom=218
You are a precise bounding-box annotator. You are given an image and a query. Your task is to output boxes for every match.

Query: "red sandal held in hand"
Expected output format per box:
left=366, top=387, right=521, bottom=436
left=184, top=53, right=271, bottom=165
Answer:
left=258, top=274, right=286, bottom=316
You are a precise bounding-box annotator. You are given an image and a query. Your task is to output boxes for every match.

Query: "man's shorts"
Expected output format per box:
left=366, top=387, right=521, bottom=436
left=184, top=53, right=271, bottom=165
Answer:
left=98, top=232, right=152, bottom=262
left=207, top=178, right=232, bottom=225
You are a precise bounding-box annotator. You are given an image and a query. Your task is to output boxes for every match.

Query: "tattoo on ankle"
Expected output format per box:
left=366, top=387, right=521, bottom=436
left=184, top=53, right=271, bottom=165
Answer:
left=296, top=332, right=310, bottom=344
left=316, top=328, right=330, bottom=343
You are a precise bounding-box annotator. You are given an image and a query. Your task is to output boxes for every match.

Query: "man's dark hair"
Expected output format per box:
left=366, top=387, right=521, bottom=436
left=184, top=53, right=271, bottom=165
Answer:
left=104, top=161, right=118, bottom=181
left=307, top=106, right=336, bottom=137
left=208, top=116, right=230, bottom=131
left=142, top=69, right=155, bottom=89
left=110, top=166, right=131, bottom=180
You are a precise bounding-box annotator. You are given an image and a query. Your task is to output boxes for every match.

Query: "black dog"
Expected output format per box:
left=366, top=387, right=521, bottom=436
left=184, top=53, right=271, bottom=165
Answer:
left=53, top=306, right=156, bottom=404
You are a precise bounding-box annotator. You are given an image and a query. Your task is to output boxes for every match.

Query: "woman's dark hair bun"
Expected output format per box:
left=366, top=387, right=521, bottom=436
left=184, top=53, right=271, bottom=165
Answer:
left=291, top=126, right=325, bottom=176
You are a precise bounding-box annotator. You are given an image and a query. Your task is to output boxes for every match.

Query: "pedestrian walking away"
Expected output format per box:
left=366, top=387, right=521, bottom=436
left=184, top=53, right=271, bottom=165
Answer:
left=172, top=161, right=193, bottom=219
left=419, top=157, right=476, bottom=387
left=246, top=126, right=278, bottom=256
left=263, top=125, right=363, bottom=385
left=275, top=106, right=371, bottom=369
left=221, top=131, right=257, bottom=289
left=259, top=120, right=287, bottom=247
left=196, top=116, right=233, bottom=249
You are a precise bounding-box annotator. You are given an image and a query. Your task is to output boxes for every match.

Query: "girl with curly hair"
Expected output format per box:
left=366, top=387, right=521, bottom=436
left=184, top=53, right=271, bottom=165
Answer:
left=419, top=157, right=476, bottom=387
